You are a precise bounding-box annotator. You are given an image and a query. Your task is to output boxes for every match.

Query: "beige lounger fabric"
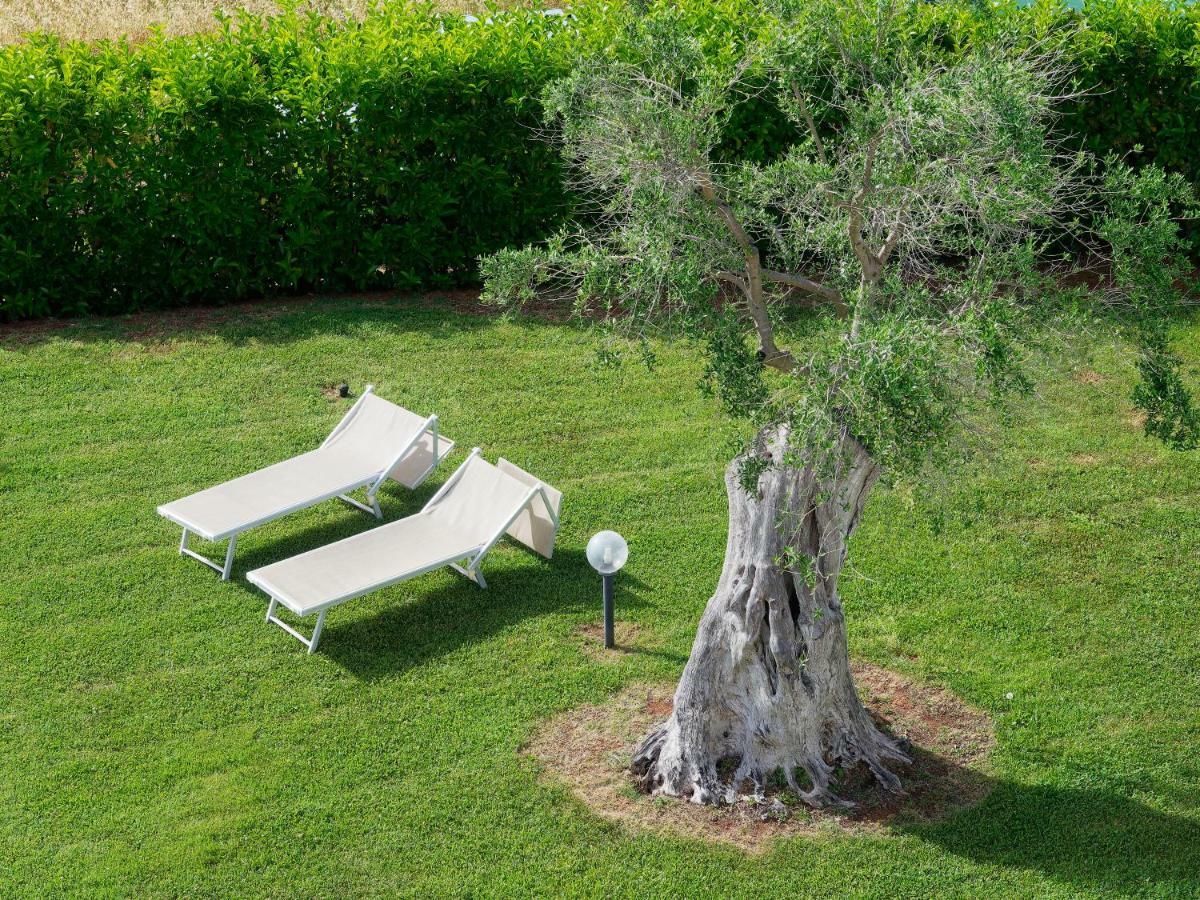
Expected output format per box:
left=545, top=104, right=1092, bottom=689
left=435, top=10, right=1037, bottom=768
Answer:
left=498, top=459, right=562, bottom=559
left=157, top=446, right=387, bottom=541
left=248, top=455, right=549, bottom=615
left=325, top=394, right=453, bottom=489
left=247, top=512, right=478, bottom=615
left=158, top=393, right=452, bottom=540
left=387, top=431, right=452, bottom=489
left=422, top=455, right=537, bottom=548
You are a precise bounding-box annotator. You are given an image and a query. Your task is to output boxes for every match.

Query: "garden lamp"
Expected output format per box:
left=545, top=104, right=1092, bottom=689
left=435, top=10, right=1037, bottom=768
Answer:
left=586, top=530, right=628, bottom=649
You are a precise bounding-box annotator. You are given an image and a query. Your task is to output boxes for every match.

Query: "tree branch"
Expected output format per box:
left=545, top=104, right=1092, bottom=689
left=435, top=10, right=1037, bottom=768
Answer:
left=715, top=270, right=748, bottom=293
left=697, top=177, right=755, bottom=252
left=877, top=196, right=913, bottom=265
left=791, top=84, right=828, bottom=167
left=844, top=132, right=884, bottom=283
left=878, top=221, right=903, bottom=266
left=761, top=269, right=849, bottom=316
left=695, top=174, right=796, bottom=373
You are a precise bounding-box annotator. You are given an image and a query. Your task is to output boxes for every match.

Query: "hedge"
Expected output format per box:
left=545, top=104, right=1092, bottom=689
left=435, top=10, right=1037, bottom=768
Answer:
left=0, top=5, right=603, bottom=319
left=1, top=0, right=1197, bottom=321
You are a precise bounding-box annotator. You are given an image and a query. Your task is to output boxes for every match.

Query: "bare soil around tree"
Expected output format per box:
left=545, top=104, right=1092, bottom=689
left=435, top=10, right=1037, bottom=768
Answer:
left=524, top=661, right=995, bottom=852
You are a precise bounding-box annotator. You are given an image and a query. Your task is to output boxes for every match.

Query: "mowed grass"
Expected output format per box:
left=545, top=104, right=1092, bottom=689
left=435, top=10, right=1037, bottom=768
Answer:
left=0, top=295, right=1198, bottom=897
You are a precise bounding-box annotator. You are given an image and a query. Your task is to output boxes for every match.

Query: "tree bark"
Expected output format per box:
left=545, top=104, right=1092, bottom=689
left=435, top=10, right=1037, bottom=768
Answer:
left=631, top=424, right=909, bottom=807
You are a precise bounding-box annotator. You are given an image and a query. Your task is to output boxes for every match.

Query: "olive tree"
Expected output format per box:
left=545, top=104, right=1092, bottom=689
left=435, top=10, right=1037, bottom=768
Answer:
left=482, top=0, right=1197, bottom=807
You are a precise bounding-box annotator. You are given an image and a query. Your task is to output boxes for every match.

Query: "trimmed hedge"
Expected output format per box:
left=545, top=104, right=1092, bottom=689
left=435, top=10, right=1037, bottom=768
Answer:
left=0, top=5, right=602, bottom=318
left=1, top=0, right=1198, bottom=320
left=1061, top=0, right=1200, bottom=183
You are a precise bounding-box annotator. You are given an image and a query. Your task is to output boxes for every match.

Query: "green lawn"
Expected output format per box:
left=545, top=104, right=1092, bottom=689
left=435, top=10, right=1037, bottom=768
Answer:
left=1, top=296, right=1198, bottom=897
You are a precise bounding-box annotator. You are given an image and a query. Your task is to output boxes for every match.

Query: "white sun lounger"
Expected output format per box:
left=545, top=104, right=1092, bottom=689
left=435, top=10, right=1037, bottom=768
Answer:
left=157, top=386, right=455, bottom=580
left=247, top=449, right=562, bottom=653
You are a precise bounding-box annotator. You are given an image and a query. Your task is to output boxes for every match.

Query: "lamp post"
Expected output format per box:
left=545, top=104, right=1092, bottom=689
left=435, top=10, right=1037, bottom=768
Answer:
left=586, top=530, right=628, bottom=649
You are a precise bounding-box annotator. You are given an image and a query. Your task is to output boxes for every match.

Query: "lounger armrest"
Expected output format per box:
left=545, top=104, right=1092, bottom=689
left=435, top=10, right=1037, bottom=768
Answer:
left=387, top=429, right=456, bottom=489
left=496, top=459, right=562, bottom=559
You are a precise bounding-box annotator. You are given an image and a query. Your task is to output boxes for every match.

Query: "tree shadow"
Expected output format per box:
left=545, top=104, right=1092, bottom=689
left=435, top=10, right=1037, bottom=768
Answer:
left=894, top=759, right=1200, bottom=895
left=833, top=692, right=1200, bottom=895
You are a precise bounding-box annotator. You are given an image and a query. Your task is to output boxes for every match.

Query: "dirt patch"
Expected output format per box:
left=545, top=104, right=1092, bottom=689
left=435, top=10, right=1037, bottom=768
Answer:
left=1074, top=369, right=1107, bottom=386
left=140, top=339, right=182, bottom=356
left=0, top=317, right=76, bottom=347
left=574, top=621, right=655, bottom=662
left=523, top=662, right=995, bottom=852
left=1126, top=410, right=1148, bottom=431
left=99, top=338, right=182, bottom=359
left=418, top=287, right=579, bottom=322
left=0, top=294, right=315, bottom=345
left=1070, top=453, right=1099, bottom=466
left=320, top=381, right=354, bottom=401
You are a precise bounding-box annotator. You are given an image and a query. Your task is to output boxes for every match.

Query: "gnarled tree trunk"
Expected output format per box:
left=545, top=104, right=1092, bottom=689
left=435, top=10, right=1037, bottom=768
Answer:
left=631, top=424, right=909, bottom=807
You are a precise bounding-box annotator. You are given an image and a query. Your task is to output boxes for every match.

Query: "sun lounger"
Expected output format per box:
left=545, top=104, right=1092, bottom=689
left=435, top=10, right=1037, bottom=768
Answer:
left=157, top=386, right=454, bottom=580
left=247, top=449, right=561, bottom=652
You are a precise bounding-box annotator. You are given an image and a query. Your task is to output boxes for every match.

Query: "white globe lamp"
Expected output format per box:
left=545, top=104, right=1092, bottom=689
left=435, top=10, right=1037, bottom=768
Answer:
left=586, top=531, right=628, bottom=648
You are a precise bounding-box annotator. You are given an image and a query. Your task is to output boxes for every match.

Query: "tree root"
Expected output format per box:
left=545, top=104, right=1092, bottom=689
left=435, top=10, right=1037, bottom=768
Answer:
left=631, top=716, right=910, bottom=810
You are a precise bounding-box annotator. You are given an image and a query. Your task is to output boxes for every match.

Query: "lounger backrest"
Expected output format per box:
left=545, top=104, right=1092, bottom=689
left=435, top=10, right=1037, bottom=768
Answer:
left=424, top=455, right=538, bottom=550
left=497, top=459, right=561, bottom=559
left=324, top=393, right=427, bottom=464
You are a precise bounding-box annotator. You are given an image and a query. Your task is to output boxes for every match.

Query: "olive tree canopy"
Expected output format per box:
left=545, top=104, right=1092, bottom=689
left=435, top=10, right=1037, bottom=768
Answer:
left=483, top=0, right=1197, bottom=806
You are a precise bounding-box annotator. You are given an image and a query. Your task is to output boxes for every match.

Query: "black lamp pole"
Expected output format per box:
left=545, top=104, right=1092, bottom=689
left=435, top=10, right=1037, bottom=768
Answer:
left=602, top=573, right=615, bottom=649
left=587, top=530, right=626, bottom=652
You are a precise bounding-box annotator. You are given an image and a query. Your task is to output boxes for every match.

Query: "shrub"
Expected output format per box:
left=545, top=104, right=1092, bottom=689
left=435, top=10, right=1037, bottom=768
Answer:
left=0, top=4, right=599, bottom=319
left=1057, top=0, right=1200, bottom=183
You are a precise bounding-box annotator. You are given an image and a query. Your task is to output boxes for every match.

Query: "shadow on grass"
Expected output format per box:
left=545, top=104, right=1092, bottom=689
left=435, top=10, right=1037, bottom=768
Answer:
left=776, top=724, right=1200, bottom=894
left=850, top=686, right=1200, bottom=894
left=899, top=765, right=1200, bottom=895
left=599, top=638, right=689, bottom=666
left=320, top=548, right=657, bottom=680
left=226, top=511, right=662, bottom=680
left=196, top=482, right=440, bottom=579
left=0, top=291, right=577, bottom=351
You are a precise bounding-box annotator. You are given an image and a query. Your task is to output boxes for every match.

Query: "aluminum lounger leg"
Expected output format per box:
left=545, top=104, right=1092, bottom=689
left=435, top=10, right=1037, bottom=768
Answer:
left=221, top=534, right=237, bottom=581
left=449, top=561, right=487, bottom=588
left=180, top=527, right=237, bottom=580
left=367, top=492, right=382, bottom=519
left=266, top=602, right=329, bottom=653
left=446, top=486, right=536, bottom=591
left=309, top=610, right=327, bottom=654
left=337, top=490, right=382, bottom=519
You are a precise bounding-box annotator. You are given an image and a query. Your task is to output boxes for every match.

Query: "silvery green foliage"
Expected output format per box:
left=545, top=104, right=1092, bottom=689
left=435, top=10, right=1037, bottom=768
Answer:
left=481, top=0, right=1197, bottom=482
left=481, top=0, right=1199, bottom=808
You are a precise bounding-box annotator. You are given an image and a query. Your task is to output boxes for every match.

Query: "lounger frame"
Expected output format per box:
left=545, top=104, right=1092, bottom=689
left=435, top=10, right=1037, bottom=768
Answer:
left=254, top=448, right=561, bottom=653
left=161, top=386, right=447, bottom=580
